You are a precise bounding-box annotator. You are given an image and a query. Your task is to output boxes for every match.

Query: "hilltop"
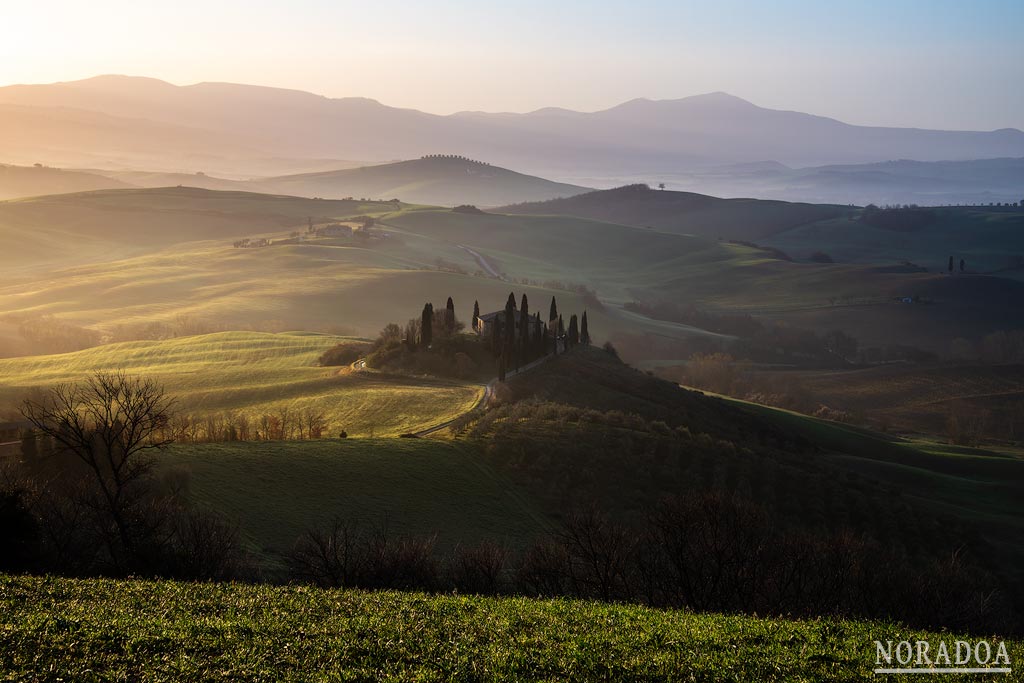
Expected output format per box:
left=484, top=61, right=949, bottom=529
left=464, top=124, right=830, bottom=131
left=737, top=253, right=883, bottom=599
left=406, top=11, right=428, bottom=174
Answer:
left=0, top=163, right=131, bottom=200
left=253, top=156, right=591, bottom=206
left=499, top=184, right=848, bottom=241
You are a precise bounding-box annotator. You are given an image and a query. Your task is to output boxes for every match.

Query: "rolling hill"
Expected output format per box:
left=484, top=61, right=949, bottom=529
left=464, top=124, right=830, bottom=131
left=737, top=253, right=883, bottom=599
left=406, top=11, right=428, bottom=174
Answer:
left=253, top=156, right=591, bottom=206
left=499, top=183, right=850, bottom=241
left=0, top=163, right=132, bottom=200
left=2, top=186, right=1020, bottom=362
left=2, top=76, right=1023, bottom=178
left=0, top=187, right=400, bottom=272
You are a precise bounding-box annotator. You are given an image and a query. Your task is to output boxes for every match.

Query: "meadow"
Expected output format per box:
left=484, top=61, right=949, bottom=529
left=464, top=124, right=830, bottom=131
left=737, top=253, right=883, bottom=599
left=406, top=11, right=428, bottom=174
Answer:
left=162, top=439, right=550, bottom=567
left=0, top=331, right=483, bottom=437
left=1, top=574, right=1018, bottom=682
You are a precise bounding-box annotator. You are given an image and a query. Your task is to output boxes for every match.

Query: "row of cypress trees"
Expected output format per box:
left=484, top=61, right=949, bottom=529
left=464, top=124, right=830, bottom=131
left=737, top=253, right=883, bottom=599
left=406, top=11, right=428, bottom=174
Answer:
left=412, top=293, right=590, bottom=380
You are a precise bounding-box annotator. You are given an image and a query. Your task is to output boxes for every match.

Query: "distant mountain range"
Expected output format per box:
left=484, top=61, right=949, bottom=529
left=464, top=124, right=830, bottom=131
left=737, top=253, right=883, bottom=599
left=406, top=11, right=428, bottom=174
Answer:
left=1, top=76, right=1023, bottom=181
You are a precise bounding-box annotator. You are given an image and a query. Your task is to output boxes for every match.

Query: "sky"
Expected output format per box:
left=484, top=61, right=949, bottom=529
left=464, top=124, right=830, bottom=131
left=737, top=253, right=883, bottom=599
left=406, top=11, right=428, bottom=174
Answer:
left=1, top=0, right=1022, bottom=130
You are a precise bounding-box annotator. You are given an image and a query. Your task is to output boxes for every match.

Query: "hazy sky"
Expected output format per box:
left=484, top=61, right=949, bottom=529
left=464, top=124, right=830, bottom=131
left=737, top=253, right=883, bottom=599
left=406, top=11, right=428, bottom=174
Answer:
left=2, top=0, right=1022, bottom=130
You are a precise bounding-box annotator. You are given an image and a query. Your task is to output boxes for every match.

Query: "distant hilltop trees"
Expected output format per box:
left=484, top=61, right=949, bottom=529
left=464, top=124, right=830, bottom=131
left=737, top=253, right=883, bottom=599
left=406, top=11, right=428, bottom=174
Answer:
left=420, top=154, right=491, bottom=166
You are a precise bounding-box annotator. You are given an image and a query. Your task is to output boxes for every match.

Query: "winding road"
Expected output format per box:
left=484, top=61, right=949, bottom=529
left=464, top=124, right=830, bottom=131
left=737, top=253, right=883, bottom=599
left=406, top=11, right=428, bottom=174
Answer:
left=347, top=351, right=553, bottom=437
left=458, top=245, right=502, bottom=279
left=413, top=352, right=553, bottom=436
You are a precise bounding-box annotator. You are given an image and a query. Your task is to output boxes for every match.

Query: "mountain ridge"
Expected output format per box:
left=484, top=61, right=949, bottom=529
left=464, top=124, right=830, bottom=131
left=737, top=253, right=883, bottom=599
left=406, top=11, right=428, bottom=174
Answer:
left=1, top=75, right=1022, bottom=177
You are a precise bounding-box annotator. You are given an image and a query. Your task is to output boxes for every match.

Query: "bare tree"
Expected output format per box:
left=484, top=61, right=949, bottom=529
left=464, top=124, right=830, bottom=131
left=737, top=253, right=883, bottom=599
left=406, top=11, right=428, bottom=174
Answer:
left=21, top=372, right=174, bottom=570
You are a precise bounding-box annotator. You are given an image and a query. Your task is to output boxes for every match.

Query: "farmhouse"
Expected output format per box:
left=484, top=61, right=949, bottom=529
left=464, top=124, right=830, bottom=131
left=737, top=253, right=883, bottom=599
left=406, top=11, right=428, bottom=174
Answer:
left=474, top=309, right=544, bottom=339
left=314, top=223, right=353, bottom=238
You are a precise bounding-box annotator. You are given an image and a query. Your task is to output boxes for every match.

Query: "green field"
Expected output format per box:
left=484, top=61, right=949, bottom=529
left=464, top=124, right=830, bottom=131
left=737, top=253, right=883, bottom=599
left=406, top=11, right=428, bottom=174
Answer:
left=1, top=574, right=1017, bottom=682
left=0, top=331, right=482, bottom=437
left=162, top=439, right=549, bottom=566
left=765, top=206, right=1024, bottom=274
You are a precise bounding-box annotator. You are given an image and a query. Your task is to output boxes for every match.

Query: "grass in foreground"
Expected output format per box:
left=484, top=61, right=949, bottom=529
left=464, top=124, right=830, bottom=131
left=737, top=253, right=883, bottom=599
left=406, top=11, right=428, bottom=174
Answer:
left=2, top=574, right=1017, bottom=682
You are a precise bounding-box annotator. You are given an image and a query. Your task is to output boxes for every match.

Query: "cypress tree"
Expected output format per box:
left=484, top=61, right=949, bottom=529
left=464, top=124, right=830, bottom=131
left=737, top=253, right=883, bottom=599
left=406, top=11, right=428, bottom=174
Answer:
left=568, top=314, right=579, bottom=347
left=504, top=292, right=517, bottom=352
left=549, top=296, right=558, bottom=322
left=580, top=310, right=590, bottom=345
left=421, top=303, right=433, bottom=348
left=519, top=294, right=530, bottom=351
left=558, top=314, right=564, bottom=337
left=445, top=297, right=456, bottom=334
left=472, top=300, right=480, bottom=329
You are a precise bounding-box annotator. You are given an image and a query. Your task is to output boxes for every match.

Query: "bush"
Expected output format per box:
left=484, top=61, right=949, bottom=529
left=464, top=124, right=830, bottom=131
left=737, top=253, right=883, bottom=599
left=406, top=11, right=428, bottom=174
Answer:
left=318, top=342, right=371, bottom=366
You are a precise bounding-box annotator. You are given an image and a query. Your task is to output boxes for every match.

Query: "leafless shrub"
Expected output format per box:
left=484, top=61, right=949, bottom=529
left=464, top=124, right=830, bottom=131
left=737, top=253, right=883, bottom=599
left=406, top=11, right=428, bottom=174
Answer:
left=450, top=540, right=509, bottom=594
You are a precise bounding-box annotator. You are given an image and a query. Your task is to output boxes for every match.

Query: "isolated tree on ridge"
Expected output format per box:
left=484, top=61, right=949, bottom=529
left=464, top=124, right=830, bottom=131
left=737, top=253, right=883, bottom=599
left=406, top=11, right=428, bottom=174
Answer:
left=581, top=310, right=590, bottom=346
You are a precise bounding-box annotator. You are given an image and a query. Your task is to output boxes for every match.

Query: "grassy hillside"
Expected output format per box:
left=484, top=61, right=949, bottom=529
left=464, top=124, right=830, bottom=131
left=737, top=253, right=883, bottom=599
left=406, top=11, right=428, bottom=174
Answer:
left=6, top=575, right=1014, bottom=682
left=383, top=206, right=727, bottom=302
left=0, top=163, right=131, bottom=200
left=0, top=186, right=402, bottom=272
left=500, top=184, right=849, bottom=241
left=0, top=199, right=730, bottom=347
left=1, top=187, right=1019, bottom=364
left=474, top=349, right=1024, bottom=606
left=162, top=439, right=549, bottom=564
left=770, top=363, right=1024, bottom=439
left=764, top=206, right=1024, bottom=273
left=257, top=156, right=591, bottom=206
left=0, top=331, right=482, bottom=437
left=706, top=390, right=1024, bottom=590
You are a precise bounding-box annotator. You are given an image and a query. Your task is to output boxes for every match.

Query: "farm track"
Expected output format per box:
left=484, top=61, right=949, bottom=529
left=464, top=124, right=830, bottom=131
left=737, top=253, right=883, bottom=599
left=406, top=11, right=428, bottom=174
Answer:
left=414, top=353, right=553, bottom=436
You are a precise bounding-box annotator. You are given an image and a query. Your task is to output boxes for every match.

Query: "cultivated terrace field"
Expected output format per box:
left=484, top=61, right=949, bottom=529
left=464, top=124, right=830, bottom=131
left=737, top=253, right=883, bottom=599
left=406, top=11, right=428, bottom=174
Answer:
left=1, top=574, right=1018, bottom=682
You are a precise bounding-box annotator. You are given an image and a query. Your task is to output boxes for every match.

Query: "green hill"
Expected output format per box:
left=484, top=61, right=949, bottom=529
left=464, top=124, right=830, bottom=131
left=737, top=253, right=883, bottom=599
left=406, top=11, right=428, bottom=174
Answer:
left=257, top=156, right=591, bottom=207
left=499, top=183, right=848, bottom=241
